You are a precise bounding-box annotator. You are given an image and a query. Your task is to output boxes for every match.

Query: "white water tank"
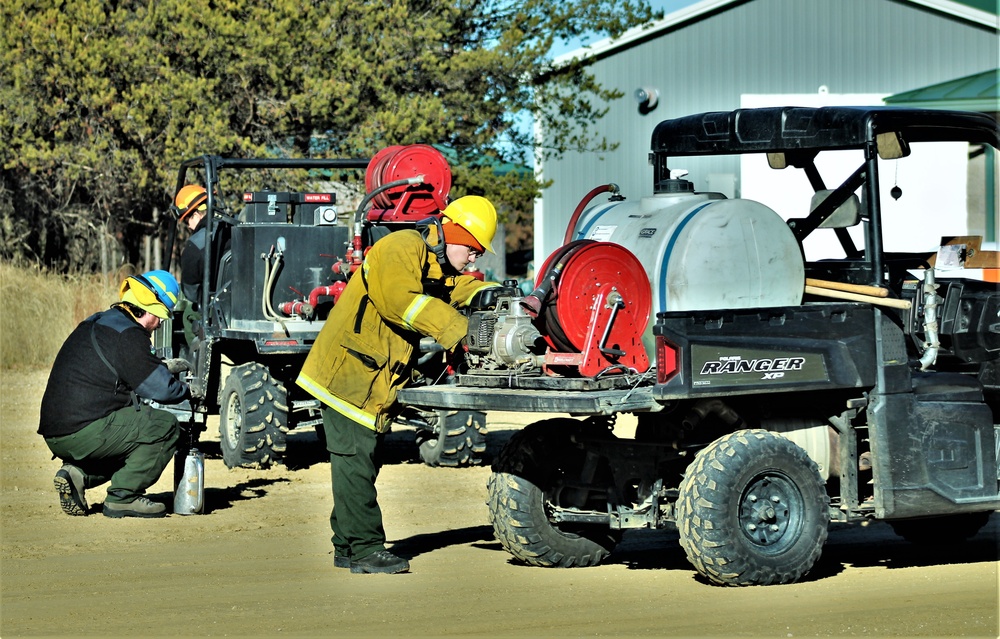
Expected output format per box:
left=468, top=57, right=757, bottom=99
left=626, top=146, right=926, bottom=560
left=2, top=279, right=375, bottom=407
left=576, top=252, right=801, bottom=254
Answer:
left=570, top=191, right=804, bottom=315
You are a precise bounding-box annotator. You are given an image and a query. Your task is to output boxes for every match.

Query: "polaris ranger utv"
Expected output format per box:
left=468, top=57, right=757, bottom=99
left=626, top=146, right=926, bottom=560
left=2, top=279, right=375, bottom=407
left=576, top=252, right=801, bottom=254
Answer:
left=396, top=106, right=999, bottom=585
left=159, top=148, right=487, bottom=469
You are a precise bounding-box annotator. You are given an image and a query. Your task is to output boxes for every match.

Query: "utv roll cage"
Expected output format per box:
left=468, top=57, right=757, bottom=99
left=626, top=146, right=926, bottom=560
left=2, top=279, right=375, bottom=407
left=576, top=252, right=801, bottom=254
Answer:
left=649, top=106, right=999, bottom=287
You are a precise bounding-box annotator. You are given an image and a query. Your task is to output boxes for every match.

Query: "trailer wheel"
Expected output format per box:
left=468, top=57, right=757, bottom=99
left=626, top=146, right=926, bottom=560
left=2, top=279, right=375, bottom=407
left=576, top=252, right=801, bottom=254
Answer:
left=416, top=410, right=487, bottom=467
left=889, top=511, right=993, bottom=545
left=487, top=419, right=620, bottom=567
left=676, top=429, right=829, bottom=586
left=219, top=363, right=289, bottom=469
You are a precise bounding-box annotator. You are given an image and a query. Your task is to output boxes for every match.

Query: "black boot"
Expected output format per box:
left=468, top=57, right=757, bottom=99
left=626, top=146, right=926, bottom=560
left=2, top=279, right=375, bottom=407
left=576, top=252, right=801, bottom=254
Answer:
left=349, top=550, right=409, bottom=574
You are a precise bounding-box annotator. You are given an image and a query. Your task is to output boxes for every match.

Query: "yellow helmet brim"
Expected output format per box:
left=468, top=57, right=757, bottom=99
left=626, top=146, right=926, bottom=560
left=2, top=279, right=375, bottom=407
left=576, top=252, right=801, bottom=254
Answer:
left=120, top=279, right=170, bottom=319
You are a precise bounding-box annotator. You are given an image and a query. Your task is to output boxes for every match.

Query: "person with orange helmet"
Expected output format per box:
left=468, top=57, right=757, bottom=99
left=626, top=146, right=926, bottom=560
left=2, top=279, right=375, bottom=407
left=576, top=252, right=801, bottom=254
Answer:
left=296, top=195, right=499, bottom=574
left=173, top=184, right=211, bottom=306
left=39, top=271, right=191, bottom=519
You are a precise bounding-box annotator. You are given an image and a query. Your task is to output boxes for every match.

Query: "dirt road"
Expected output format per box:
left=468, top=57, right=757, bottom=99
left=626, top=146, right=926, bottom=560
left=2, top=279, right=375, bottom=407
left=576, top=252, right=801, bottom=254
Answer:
left=2, top=368, right=997, bottom=638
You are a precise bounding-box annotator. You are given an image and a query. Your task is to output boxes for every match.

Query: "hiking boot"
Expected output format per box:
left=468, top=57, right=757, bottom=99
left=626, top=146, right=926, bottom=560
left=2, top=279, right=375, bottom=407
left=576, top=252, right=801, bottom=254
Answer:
left=102, top=496, right=167, bottom=519
left=350, top=550, right=409, bottom=574
left=54, top=465, right=88, bottom=516
left=334, top=555, right=351, bottom=569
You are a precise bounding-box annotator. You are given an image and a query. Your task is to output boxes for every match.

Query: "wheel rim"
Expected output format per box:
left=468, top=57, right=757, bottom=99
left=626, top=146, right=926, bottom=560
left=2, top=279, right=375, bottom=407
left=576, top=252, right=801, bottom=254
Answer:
left=738, top=471, right=804, bottom=554
left=223, top=390, right=243, bottom=450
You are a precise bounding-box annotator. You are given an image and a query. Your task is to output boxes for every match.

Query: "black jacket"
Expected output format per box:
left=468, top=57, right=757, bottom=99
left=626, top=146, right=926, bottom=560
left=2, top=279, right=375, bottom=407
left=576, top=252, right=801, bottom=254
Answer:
left=38, top=307, right=189, bottom=438
left=180, top=215, right=209, bottom=305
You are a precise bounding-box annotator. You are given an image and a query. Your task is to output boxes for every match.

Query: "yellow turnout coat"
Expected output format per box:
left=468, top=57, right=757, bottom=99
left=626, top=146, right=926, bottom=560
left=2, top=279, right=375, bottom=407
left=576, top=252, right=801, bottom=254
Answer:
left=296, top=228, right=493, bottom=432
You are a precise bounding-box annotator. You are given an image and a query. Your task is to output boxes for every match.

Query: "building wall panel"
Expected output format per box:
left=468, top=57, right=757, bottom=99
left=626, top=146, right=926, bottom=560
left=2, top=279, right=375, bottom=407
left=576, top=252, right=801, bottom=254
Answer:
left=536, top=0, right=999, bottom=265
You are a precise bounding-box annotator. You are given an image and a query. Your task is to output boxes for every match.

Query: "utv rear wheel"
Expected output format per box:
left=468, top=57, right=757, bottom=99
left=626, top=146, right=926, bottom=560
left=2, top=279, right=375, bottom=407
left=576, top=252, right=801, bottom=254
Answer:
left=416, top=410, right=487, bottom=467
left=676, top=429, right=829, bottom=586
left=487, top=419, right=620, bottom=567
left=219, top=363, right=288, bottom=469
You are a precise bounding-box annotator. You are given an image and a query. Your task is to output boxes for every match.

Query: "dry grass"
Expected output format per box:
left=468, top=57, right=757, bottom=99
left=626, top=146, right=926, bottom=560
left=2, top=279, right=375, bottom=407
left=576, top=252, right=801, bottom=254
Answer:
left=0, top=263, right=132, bottom=370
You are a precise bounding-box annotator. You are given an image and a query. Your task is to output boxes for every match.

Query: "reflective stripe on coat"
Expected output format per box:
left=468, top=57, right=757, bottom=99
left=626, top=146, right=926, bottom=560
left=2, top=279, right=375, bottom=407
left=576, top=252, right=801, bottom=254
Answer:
left=296, top=228, right=494, bottom=432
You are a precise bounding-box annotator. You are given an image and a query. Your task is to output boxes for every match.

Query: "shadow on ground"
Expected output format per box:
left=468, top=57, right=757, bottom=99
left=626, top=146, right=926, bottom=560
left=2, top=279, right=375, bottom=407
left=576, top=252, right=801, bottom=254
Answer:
left=389, top=525, right=498, bottom=561
left=148, top=476, right=293, bottom=515
left=600, top=512, right=998, bottom=583
left=235, top=424, right=520, bottom=471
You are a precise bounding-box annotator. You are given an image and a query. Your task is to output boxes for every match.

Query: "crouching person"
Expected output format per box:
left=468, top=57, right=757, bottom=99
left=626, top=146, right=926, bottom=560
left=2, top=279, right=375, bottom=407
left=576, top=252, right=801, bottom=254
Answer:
left=38, top=270, right=190, bottom=519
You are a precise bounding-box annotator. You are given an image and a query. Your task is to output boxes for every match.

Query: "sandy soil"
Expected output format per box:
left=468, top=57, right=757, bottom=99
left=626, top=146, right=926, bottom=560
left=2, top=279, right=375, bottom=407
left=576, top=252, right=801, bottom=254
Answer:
left=1, top=367, right=998, bottom=638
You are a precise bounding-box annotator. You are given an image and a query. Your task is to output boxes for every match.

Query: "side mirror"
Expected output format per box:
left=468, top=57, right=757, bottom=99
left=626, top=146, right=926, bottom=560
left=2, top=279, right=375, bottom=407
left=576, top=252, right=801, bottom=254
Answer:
left=811, top=190, right=861, bottom=228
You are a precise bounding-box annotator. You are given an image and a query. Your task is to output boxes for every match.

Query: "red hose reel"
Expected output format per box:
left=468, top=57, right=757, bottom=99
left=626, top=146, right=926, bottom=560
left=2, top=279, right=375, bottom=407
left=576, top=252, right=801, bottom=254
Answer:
left=529, top=240, right=651, bottom=377
left=279, top=144, right=454, bottom=320
left=364, top=144, right=452, bottom=222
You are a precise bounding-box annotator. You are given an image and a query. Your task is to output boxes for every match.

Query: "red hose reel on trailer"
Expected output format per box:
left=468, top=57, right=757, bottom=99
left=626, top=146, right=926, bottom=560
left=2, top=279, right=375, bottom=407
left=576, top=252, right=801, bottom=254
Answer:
left=364, top=144, right=452, bottom=222
left=528, top=240, right=651, bottom=377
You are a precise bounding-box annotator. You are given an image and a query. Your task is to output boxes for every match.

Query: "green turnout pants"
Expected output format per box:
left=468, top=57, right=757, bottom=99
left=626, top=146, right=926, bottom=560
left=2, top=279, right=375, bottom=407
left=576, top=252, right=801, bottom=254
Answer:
left=45, top=403, right=179, bottom=504
left=322, top=406, right=386, bottom=562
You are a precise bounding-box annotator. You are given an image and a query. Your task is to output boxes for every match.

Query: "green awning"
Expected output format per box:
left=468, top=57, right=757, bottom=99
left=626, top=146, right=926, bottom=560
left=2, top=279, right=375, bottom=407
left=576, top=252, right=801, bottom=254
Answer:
left=953, top=0, right=998, bottom=13
left=885, top=68, right=999, bottom=112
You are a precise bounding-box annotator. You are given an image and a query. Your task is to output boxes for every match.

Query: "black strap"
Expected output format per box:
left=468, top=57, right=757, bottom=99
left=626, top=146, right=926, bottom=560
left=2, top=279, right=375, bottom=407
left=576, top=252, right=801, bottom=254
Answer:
left=346, top=347, right=378, bottom=369
left=353, top=295, right=369, bottom=334
left=355, top=265, right=371, bottom=335
left=89, top=320, right=140, bottom=411
left=416, top=216, right=447, bottom=265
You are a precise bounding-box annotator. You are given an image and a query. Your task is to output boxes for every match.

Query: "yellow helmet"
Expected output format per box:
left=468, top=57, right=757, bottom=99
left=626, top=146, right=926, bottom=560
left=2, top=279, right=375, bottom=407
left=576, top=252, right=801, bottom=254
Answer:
left=441, top=196, right=498, bottom=254
left=174, top=185, right=208, bottom=223
left=119, top=270, right=179, bottom=319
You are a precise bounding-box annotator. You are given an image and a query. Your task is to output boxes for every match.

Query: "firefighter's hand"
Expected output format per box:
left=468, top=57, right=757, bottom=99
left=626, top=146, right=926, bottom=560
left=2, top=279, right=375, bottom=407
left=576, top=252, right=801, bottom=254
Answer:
left=163, top=358, right=192, bottom=374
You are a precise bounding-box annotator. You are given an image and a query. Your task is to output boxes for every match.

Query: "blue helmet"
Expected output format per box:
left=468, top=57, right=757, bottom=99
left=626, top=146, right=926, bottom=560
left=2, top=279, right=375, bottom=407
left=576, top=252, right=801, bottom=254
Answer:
left=119, top=270, right=180, bottom=319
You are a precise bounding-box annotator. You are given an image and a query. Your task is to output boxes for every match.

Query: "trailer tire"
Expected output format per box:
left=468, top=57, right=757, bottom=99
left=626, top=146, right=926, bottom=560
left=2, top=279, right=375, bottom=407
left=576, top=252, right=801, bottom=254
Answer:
left=487, top=419, right=620, bottom=568
left=676, top=429, right=829, bottom=586
left=219, top=363, right=289, bottom=469
left=416, top=410, right=487, bottom=467
left=889, top=511, right=993, bottom=545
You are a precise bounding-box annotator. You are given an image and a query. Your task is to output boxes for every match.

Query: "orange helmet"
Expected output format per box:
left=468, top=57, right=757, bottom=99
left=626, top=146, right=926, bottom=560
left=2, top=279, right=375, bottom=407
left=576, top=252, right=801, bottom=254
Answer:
left=174, top=185, right=209, bottom=223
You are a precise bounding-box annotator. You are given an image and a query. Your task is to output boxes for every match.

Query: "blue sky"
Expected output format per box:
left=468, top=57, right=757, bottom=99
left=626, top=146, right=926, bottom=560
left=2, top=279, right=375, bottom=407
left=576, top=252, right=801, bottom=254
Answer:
left=550, top=0, right=697, bottom=56
left=651, top=0, right=699, bottom=15
left=505, top=1, right=697, bottom=164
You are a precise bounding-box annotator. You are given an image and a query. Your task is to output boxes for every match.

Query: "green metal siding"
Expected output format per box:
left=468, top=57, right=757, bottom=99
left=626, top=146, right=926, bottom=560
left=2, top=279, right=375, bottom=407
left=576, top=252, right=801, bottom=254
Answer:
left=537, top=0, right=999, bottom=264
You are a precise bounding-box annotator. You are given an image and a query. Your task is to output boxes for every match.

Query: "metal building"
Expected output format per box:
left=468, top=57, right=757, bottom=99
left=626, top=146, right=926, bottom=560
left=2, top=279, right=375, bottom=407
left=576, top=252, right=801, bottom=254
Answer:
left=534, top=0, right=999, bottom=267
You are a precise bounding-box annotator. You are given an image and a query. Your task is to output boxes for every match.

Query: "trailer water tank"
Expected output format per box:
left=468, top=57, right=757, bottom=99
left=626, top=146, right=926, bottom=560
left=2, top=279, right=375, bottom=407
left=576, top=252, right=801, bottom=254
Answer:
left=570, top=191, right=804, bottom=315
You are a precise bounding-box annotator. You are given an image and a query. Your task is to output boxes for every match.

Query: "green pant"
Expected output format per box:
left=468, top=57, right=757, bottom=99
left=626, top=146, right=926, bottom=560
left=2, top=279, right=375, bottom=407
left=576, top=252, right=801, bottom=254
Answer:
left=45, top=403, right=179, bottom=504
left=322, top=406, right=386, bottom=561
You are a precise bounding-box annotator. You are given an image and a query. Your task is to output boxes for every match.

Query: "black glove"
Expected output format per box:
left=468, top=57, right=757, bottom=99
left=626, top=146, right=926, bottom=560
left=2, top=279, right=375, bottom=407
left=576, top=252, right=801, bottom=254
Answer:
left=163, top=358, right=192, bottom=374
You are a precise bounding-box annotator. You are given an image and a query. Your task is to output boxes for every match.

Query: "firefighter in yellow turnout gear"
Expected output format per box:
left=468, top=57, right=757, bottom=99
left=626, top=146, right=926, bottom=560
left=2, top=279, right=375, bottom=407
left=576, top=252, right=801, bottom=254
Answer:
left=296, top=196, right=499, bottom=574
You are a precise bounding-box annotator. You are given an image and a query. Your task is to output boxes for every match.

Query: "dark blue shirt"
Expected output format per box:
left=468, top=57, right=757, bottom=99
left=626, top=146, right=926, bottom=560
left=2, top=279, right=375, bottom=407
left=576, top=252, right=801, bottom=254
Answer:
left=38, top=307, right=189, bottom=437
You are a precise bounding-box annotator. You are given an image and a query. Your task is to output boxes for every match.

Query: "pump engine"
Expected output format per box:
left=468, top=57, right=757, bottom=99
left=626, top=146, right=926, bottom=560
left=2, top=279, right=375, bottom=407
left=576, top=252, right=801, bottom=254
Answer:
left=464, top=282, right=546, bottom=374
left=461, top=240, right=652, bottom=380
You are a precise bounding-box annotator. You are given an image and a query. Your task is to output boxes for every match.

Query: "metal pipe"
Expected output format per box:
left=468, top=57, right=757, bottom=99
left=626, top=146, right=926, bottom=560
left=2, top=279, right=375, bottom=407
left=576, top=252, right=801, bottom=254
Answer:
left=308, top=283, right=346, bottom=309
left=681, top=398, right=744, bottom=431
left=278, top=300, right=314, bottom=317
left=918, top=269, right=940, bottom=370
